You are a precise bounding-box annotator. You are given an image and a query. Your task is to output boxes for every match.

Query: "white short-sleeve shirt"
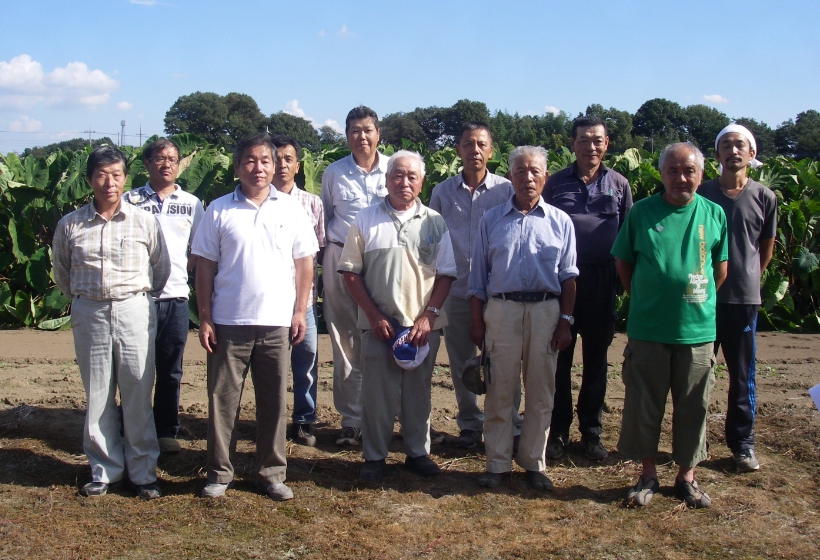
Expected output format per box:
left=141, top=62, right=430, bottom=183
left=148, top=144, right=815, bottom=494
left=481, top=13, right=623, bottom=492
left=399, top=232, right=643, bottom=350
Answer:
left=191, top=185, right=319, bottom=326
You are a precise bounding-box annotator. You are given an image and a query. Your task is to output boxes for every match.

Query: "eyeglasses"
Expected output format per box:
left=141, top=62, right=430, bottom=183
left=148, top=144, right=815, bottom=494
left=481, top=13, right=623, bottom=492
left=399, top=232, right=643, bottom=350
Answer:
left=150, top=157, right=179, bottom=166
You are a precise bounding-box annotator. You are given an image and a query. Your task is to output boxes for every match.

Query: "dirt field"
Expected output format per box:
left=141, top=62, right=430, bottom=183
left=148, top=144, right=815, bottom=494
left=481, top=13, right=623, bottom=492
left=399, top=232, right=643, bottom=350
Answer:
left=1, top=328, right=819, bottom=559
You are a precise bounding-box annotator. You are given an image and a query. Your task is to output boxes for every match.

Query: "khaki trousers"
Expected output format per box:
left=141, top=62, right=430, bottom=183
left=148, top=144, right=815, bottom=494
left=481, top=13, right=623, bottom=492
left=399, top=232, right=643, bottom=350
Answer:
left=71, top=293, right=159, bottom=485
left=206, top=324, right=290, bottom=485
left=617, top=339, right=715, bottom=467
left=484, top=297, right=559, bottom=473
left=322, top=243, right=363, bottom=428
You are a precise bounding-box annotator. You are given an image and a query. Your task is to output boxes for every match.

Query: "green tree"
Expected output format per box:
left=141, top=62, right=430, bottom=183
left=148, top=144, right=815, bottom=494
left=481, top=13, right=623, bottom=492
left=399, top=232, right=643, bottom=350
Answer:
left=775, top=119, right=797, bottom=156
left=164, top=92, right=230, bottom=145
left=379, top=112, right=428, bottom=146
left=633, top=98, right=686, bottom=151
left=733, top=117, right=776, bottom=158
left=683, top=104, right=730, bottom=154
left=222, top=92, right=265, bottom=143
left=442, top=99, right=491, bottom=143
left=318, top=125, right=345, bottom=146
left=795, top=110, right=820, bottom=158
left=584, top=104, right=641, bottom=153
left=266, top=112, right=321, bottom=152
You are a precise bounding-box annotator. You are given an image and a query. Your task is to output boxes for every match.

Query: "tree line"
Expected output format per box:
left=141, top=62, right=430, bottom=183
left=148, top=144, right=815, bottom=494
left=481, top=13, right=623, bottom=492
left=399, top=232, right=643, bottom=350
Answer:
left=21, top=92, right=820, bottom=160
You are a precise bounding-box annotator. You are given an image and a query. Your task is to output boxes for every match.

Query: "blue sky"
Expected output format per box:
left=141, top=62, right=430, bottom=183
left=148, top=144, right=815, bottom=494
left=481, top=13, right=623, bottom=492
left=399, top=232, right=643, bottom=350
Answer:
left=1, top=0, right=818, bottom=153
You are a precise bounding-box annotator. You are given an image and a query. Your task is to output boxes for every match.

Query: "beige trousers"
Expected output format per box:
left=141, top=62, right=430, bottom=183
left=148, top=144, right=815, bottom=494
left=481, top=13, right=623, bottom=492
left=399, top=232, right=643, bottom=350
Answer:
left=322, top=243, right=363, bottom=428
left=484, top=297, right=559, bottom=473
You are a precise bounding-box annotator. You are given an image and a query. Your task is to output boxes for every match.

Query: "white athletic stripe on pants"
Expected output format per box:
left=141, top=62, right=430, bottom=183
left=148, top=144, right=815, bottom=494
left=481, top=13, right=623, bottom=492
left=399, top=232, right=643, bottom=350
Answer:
left=71, top=293, right=159, bottom=485
left=484, top=297, right=559, bottom=473
left=322, top=242, right=363, bottom=428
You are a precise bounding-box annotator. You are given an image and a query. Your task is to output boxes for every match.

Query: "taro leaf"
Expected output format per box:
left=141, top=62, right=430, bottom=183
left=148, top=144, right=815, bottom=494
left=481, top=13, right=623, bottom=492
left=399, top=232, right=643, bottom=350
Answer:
left=9, top=185, right=46, bottom=208
left=37, top=316, right=72, bottom=331
left=168, top=133, right=206, bottom=157
left=756, top=308, right=776, bottom=331
left=786, top=204, right=806, bottom=242
left=25, top=247, right=50, bottom=293
left=41, top=287, right=70, bottom=315
left=58, top=150, right=92, bottom=205
left=792, top=247, right=819, bottom=276
left=8, top=217, right=37, bottom=262
left=24, top=156, right=50, bottom=189
left=301, top=149, right=329, bottom=196
left=760, top=272, right=788, bottom=312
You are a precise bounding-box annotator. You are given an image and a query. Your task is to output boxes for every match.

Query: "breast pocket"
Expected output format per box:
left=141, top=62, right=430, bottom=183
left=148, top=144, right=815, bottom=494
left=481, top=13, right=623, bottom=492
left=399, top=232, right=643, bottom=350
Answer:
left=588, top=193, right=619, bottom=216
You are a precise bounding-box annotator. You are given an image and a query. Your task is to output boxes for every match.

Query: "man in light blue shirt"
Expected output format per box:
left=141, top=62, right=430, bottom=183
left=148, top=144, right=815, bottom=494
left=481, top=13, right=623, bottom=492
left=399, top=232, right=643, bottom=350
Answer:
left=469, top=145, right=577, bottom=491
left=320, top=106, right=389, bottom=446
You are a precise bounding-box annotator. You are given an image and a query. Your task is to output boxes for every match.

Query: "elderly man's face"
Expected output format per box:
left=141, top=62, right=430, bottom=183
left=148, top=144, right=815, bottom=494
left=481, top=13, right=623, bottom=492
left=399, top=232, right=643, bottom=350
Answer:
left=510, top=154, right=547, bottom=204
left=570, top=125, right=609, bottom=170
left=386, top=156, right=423, bottom=210
left=347, top=117, right=380, bottom=161
left=87, top=161, right=126, bottom=208
left=716, top=132, right=755, bottom=173
left=661, top=146, right=701, bottom=206
left=235, top=144, right=275, bottom=192
left=455, top=128, right=493, bottom=176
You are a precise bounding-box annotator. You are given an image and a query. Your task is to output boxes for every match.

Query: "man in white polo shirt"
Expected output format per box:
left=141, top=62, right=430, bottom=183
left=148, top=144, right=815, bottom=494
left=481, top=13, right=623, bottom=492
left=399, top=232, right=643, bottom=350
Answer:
left=125, top=138, right=204, bottom=454
left=192, top=133, right=318, bottom=501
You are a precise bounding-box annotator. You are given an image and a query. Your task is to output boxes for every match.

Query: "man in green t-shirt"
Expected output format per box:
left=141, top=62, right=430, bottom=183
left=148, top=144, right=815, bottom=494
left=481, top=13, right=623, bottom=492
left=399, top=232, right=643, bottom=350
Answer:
left=611, top=142, right=728, bottom=509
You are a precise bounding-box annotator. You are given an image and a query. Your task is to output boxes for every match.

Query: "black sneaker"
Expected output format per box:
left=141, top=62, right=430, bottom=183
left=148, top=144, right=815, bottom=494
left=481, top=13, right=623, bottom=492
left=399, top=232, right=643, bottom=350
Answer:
left=545, top=438, right=565, bottom=460
left=582, top=437, right=608, bottom=460
left=288, top=423, right=317, bottom=447
left=453, top=429, right=483, bottom=449
left=733, top=449, right=760, bottom=472
left=79, top=481, right=120, bottom=497
left=360, top=459, right=386, bottom=481
left=430, top=427, right=446, bottom=445
left=674, top=478, right=711, bottom=508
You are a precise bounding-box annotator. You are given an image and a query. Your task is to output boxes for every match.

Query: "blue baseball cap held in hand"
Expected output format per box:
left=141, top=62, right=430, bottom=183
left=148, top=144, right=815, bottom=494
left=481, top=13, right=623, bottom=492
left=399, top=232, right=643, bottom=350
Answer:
left=385, top=318, right=430, bottom=370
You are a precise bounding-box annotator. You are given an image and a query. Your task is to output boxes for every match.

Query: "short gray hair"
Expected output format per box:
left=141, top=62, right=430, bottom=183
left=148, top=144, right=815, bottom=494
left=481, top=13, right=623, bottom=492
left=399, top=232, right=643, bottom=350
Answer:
left=659, top=142, right=704, bottom=174
left=387, top=150, right=426, bottom=177
left=508, top=145, right=548, bottom=171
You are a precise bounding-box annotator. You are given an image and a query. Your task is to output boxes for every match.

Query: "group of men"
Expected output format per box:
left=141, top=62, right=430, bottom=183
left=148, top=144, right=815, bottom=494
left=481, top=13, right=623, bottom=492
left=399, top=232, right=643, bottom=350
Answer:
left=52, top=103, right=774, bottom=508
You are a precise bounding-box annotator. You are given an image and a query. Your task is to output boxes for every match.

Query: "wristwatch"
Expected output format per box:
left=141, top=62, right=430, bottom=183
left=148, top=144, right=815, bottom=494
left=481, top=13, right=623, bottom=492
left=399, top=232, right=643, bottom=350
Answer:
left=560, top=314, right=575, bottom=325
left=426, top=306, right=441, bottom=317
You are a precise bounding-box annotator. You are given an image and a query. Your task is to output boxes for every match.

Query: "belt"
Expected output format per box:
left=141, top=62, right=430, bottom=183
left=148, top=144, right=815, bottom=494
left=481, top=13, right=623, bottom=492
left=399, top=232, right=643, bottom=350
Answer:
left=493, top=292, right=557, bottom=303
left=331, top=240, right=345, bottom=248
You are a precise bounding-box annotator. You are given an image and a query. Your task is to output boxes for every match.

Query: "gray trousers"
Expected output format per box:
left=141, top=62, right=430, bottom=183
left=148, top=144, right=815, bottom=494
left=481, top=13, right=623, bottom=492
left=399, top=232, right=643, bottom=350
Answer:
left=322, top=243, right=363, bottom=428
left=361, top=329, right=441, bottom=461
left=206, top=324, right=290, bottom=486
left=71, top=293, right=159, bottom=485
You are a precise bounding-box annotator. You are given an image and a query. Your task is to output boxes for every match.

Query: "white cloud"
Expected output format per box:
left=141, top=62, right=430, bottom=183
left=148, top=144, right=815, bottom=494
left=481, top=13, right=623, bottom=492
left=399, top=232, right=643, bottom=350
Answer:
left=284, top=99, right=314, bottom=123
left=318, top=29, right=326, bottom=37
left=171, top=73, right=186, bottom=78
left=129, top=0, right=158, bottom=5
left=544, top=105, right=560, bottom=116
left=0, top=54, right=118, bottom=110
left=323, top=119, right=343, bottom=133
left=703, top=94, right=728, bottom=104
left=117, top=101, right=133, bottom=111
left=337, top=24, right=355, bottom=37
left=9, top=115, right=42, bottom=132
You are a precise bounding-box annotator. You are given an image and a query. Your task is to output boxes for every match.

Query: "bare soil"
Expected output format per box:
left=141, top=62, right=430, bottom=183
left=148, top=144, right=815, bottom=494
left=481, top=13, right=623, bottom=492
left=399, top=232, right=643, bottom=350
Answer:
left=1, top=329, right=819, bottom=559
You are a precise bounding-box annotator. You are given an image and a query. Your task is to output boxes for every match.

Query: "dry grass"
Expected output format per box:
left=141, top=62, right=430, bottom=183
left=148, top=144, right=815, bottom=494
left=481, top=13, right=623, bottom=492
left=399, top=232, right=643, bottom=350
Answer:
left=1, top=358, right=819, bottom=559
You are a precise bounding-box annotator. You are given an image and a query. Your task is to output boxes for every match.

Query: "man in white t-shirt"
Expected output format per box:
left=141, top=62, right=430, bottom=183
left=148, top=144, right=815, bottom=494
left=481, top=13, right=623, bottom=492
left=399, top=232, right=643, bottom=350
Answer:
left=192, top=134, right=318, bottom=501
left=125, top=139, right=204, bottom=454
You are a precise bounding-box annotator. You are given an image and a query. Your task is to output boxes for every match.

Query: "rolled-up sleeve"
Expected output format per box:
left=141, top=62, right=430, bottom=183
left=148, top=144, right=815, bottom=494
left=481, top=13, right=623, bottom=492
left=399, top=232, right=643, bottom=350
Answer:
left=148, top=221, right=171, bottom=294
left=51, top=218, right=72, bottom=298
left=468, top=216, right=490, bottom=301
left=434, top=230, right=457, bottom=278
left=557, top=217, right=579, bottom=282
left=337, top=223, right=365, bottom=275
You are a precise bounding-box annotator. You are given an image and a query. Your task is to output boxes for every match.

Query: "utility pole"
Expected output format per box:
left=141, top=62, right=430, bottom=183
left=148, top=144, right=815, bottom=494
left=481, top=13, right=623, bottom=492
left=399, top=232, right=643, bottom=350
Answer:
left=139, top=123, right=143, bottom=147
left=121, top=120, right=126, bottom=147
left=84, top=129, right=92, bottom=146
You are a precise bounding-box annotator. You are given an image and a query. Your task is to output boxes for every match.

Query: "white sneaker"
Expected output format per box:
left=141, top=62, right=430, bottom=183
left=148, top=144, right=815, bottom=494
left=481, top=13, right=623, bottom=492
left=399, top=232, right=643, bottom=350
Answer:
left=201, top=482, right=229, bottom=498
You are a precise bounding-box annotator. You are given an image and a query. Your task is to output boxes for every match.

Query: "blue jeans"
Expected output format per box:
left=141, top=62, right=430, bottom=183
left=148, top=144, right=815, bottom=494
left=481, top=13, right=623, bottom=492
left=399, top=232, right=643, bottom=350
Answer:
left=291, top=305, right=318, bottom=424
left=153, top=298, right=190, bottom=438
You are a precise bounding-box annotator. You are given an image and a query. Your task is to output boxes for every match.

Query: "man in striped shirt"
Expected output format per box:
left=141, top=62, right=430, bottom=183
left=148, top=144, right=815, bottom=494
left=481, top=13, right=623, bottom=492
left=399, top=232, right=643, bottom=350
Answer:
left=52, top=145, right=171, bottom=500
left=271, top=135, right=325, bottom=447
